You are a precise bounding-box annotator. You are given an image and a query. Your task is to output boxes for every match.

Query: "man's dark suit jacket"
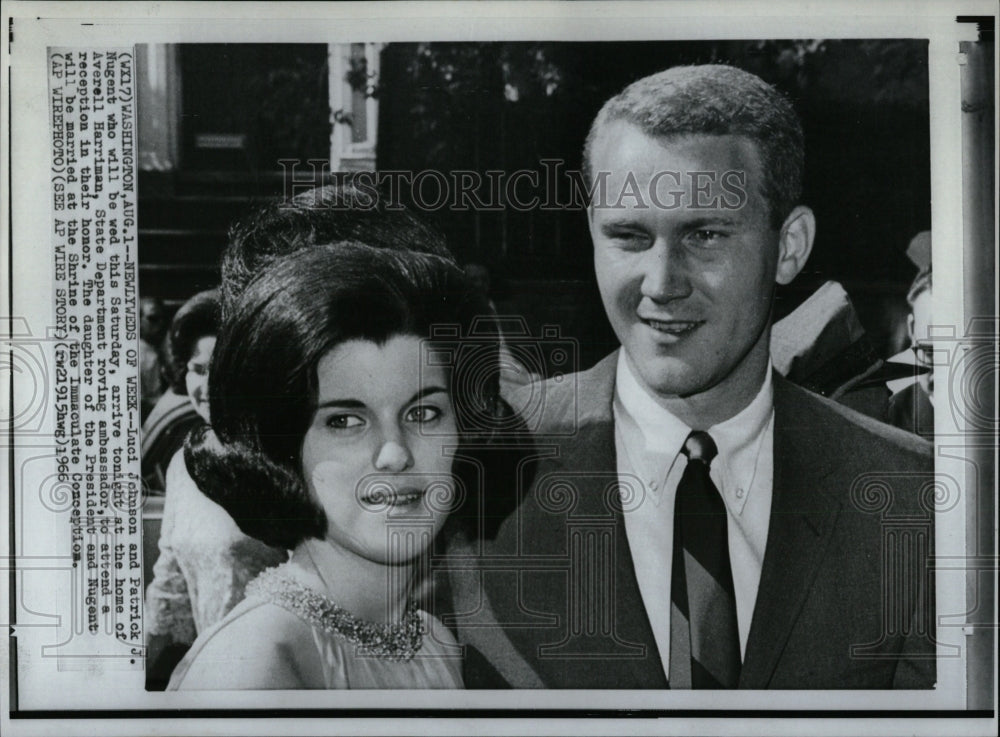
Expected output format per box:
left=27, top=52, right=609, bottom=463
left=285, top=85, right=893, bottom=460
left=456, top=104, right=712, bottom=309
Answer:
left=444, top=352, right=937, bottom=689
left=887, top=382, right=935, bottom=442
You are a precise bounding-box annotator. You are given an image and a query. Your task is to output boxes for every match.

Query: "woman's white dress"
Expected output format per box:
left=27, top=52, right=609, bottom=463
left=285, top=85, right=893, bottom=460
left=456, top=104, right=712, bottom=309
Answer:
left=167, top=563, right=463, bottom=689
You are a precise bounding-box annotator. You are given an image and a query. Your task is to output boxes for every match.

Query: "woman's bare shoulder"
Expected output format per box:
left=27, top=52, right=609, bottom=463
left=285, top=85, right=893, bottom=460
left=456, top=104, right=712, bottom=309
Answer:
left=170, top=600, right=324, bottom=690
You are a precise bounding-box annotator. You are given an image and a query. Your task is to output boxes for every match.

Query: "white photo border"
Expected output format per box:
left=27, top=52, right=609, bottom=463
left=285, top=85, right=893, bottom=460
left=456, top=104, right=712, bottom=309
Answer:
left=2, top=1, right=996, bottom=735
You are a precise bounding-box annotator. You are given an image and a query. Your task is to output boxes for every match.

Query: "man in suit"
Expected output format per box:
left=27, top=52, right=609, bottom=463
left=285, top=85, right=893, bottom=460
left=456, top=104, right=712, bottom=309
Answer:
left=445, top=64, right=936, bottom=689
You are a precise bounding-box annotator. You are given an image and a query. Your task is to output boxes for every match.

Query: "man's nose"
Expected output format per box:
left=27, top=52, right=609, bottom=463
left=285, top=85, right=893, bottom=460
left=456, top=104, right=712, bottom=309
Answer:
left=374, top=433, right=414, bottom=473
left=640, top=239, right=692, bottom=303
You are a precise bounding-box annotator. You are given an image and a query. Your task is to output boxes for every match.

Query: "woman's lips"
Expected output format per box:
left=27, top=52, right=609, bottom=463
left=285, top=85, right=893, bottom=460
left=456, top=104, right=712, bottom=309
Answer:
left=360, top=487, right=426, bottom=507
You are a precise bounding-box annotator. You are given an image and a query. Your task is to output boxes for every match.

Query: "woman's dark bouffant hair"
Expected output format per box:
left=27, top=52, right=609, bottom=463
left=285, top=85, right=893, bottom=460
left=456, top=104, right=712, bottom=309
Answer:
left=185, top=242, right=500, bottom=550
left=166, top=289, right=221, bottom=395
left=221, top=182, right=454, bottom=319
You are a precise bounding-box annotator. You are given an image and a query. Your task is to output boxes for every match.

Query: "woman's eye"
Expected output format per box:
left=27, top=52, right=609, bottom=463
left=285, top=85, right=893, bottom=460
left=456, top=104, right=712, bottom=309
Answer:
left=326, top=414, right=364, bottom=430
left=405, top=406, right=441, bottom=423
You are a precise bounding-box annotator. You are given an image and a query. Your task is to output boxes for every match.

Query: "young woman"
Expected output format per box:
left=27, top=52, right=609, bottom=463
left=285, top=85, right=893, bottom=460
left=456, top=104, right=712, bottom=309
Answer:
left=168, top=242, right=501, bottom=689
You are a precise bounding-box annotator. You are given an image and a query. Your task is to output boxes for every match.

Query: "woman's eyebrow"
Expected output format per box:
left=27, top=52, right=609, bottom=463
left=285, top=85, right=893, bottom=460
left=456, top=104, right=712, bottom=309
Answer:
left=405, top=386, right=449, bottom=405
left=314, top=398, right=366, bottom=410
left=313, top=386, right=448, bottom=411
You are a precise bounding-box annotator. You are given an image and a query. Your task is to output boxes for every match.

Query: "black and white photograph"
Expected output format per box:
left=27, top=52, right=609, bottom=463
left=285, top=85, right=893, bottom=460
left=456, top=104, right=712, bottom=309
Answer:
left=1, top=1, right=995, bottom=735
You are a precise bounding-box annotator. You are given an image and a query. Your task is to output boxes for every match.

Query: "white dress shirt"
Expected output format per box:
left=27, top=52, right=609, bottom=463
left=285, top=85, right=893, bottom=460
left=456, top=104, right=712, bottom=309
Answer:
left=614, top=352, right=774, bottom=679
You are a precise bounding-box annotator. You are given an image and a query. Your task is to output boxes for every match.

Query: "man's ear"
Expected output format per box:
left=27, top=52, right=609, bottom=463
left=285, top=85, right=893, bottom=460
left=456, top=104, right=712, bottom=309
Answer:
left=775, top=205, right=816, bottom=285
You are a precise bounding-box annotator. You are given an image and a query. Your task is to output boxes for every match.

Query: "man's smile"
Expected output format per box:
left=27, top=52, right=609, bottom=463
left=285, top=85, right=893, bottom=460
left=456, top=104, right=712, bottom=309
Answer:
left=638, top=317, right=705, bottom=338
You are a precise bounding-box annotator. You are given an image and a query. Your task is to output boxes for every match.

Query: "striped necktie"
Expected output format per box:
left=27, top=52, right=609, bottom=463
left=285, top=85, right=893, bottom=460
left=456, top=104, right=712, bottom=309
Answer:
left=668, top=430, right=741, bottom=689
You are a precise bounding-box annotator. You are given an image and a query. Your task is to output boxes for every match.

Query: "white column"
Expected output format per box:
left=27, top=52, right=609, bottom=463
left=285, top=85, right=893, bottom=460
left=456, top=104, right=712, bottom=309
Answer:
left=135, top=44, right=182, bottom=171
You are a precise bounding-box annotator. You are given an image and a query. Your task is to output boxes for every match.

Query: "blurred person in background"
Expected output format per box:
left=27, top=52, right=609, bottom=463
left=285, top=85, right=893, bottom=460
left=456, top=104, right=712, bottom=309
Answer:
left=142, top=290, right=219, bottom=491
left=144, top=288, right=288, bottom=689
left=886, top=266, right=934, bottom=440
left=139, top=296, right=169, bottom=420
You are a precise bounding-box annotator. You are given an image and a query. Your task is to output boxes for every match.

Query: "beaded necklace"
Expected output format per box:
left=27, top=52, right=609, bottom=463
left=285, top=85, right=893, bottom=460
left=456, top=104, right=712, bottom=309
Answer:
left=247, top=567, right=425, bottom=662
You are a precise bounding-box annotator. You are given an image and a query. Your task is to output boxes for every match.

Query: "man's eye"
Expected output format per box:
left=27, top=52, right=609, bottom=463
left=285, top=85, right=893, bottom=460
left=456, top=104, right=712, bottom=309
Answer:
left=607, top=230, right=649, bottom=249
left=405, top=406, right=441, bottom=423
left=326, top=414, right=364, bottom=430
left=689, top=229, right=726, bottom=246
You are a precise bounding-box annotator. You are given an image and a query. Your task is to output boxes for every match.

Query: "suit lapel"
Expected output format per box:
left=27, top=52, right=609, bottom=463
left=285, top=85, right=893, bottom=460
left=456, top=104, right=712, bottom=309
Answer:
left=739, top=375, right=842, bottom=688
left=491, top=352, right=665, bottom=688
left=573, top=353, right=665, bottom=687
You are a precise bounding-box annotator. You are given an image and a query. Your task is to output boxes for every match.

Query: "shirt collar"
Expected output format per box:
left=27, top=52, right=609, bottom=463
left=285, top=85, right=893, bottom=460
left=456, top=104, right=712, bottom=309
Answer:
left=709, top=365, right=773, bottom=514
left=616, top=351, right=691, bottom=458
left=614, top=351, right=774, bottom=515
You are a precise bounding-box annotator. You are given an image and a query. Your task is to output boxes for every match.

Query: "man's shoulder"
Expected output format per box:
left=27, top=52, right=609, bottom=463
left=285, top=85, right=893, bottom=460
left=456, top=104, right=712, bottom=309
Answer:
left=886, top=382, right=934, bottom=432
left=507, top=351, right=618, bottom=435
left=775, top=375, right=933, bottom=470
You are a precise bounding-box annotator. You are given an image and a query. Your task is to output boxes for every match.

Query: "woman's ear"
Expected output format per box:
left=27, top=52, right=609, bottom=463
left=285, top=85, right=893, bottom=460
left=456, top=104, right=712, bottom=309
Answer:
left=775, top=205, right=816, bottom=285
